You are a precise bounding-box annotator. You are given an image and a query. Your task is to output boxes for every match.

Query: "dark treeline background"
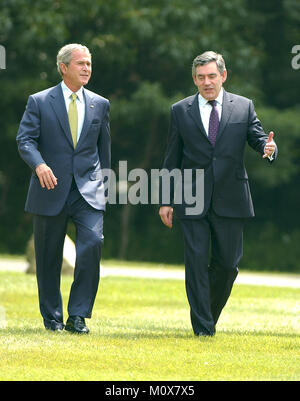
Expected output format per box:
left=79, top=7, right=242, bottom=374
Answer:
left=0, top=0, right=299, bottom=272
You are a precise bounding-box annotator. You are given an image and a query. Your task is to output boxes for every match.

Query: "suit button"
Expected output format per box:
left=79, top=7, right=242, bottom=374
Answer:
left=213, top=157, right=217, bottom=161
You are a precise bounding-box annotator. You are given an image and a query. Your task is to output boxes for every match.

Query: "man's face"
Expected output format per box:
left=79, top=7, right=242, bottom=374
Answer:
left=193, top=61, right=227, bottom=100
left=60, top=49, right=92, bottom=90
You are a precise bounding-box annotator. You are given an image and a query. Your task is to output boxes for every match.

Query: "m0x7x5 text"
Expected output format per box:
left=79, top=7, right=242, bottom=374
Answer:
left=150, top=385, right=195, bottom=396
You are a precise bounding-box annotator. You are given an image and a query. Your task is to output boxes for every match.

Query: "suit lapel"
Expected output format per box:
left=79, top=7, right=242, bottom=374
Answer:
left=216, top=90, right=234, bottom=143
left=49, top=84, right=73, bottom=147
left=76, top=89, right=95, bottom=148
left=49, top=85, right=97, bottom=149
left=187, top=93, right=208, bottom=141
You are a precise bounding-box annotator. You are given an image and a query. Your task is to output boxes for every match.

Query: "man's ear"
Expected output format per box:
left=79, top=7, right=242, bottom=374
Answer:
left=59, top=63, right=67, bottom=75
left=221, top=69, right=227, bottom=84
left=192, top=74, right=198, bottom=87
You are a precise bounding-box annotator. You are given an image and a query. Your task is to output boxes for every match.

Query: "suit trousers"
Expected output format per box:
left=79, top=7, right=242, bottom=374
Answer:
left=33, top=184, right=104, bottom=329
left=180, top=209, right=244, bottom=335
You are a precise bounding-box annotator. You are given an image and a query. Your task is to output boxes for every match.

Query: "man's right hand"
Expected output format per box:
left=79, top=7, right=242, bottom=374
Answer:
left=159, top=206, right=174, bottom=228
left=35, top=163, right=57, bottom=190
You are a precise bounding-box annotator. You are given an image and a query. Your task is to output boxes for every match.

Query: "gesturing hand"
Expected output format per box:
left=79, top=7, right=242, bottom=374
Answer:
left=35, top=163, right=57, bottom=190
left=263, top=131, right=276, bottom=159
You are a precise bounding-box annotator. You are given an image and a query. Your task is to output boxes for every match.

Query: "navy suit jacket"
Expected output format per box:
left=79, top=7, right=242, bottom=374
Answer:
left=161, top=90, right=277, bottom=219
left=17, top=83, right=111, bottom=216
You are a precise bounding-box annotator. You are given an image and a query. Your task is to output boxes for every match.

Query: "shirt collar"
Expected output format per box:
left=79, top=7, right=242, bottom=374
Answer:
left=61, top=81, right=84, bottom=103
left=198, top=87, right=224, bottom=107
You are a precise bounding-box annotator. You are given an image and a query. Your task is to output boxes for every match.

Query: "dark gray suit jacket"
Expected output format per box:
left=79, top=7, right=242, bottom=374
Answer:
left=161, top=90, right=277, bottom=219
left=17, top=83, right=111, bottom=216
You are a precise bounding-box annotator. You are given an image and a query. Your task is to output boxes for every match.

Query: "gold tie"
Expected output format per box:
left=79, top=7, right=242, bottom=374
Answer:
left=68, top=93, right=78, bottom=148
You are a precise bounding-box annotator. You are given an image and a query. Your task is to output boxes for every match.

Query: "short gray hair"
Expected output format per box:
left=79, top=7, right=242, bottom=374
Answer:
left=56, top=43, right=91, bottom=76
left=192, top=51, right=226, bottom=76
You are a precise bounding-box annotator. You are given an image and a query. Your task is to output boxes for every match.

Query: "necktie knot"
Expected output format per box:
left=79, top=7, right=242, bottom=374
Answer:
left=208, top=100, right=217, bottom=108
left=71, top=93, right=77, bottom=102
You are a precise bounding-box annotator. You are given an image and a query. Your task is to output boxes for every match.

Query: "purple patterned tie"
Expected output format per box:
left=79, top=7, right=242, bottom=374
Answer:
left=208, top=100, right=219, bottom=146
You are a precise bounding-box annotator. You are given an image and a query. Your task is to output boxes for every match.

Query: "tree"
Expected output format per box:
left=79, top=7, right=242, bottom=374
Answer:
left=0, top=0, right=299, bottom=271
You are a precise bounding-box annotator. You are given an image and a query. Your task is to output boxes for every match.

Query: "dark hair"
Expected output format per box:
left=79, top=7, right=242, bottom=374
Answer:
left=192, top=51, right=226, bottom=76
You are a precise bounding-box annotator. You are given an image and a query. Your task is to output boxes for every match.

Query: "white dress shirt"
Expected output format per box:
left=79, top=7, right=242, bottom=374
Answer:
left=61, top=81, right=85, bottom=142
left=197, top=88, right=223, bottom=135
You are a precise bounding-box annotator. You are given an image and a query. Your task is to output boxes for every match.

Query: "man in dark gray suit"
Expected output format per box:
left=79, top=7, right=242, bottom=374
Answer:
left=159, top=51, right=277, bottom=336
left=17, top=44, right=111, bottom=334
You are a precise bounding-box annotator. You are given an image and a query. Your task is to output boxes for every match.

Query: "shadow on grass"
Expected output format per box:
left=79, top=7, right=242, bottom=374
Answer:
left=97, top=329, right=299, bottom=341
left=2, top=322, right=299, bottom=341
left=217, top=329, right=300, bottom=339
left=93, top=318, right=300, bottom=340
left=98, top=329, right=194, bottom=340
left=0, top=327, right=54, bottom=336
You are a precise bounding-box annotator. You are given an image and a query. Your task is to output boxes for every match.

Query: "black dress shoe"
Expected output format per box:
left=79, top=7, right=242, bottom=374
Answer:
left=194, top=331, right=215, bottom=337
left=65, top=316, right=89, bottom=334
left=45, top=321, right=65, bottom=332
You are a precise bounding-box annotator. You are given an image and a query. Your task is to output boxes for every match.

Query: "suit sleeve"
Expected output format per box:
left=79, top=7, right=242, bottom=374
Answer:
left=160, top=106, right=183, bottom=206
left=247, top=100, right=278, bottom=162
left=16, top=95, right=45, bottom=170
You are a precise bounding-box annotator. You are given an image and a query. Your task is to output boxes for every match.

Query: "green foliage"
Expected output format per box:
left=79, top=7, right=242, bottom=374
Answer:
left=243, top=223, right=300, bottom=272
left=0, top=0, right=299, bottom=271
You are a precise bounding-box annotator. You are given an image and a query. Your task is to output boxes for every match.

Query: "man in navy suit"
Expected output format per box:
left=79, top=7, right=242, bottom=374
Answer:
left=159, top=51, right=277, bottom=336
left=17, top=44, right=111, bottom=333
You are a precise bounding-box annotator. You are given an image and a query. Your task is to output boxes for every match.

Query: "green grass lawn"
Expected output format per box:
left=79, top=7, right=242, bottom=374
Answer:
left=0, top=270, right=299, bottom=381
